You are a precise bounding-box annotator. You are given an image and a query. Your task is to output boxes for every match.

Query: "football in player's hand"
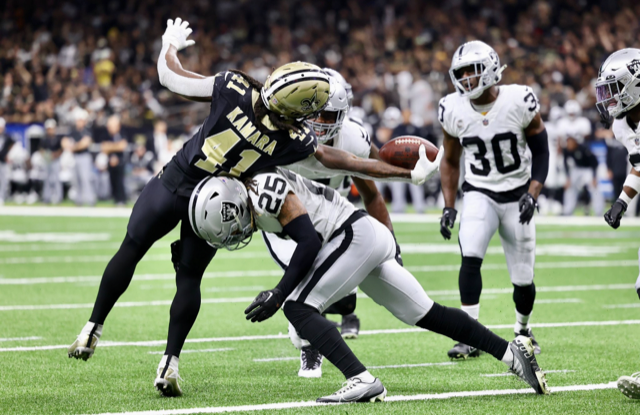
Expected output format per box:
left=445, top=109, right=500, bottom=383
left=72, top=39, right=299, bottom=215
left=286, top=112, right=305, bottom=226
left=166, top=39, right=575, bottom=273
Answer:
left=379, top=136, right=439, bottom=169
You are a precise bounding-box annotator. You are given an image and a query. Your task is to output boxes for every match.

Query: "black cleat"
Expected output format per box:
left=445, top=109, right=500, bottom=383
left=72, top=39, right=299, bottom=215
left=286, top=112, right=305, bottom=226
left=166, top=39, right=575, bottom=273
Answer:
left=509, top=335, right=549, bottom=395
left=447, top=342, right=480, bottom=360
left=341, top=313, right=360, bottom=339
left=515, top=328, right=541, bottom=355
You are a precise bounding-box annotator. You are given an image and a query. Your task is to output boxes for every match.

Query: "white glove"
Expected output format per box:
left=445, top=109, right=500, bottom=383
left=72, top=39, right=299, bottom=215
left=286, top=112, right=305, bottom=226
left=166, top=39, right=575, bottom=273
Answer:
left=411, top=145, right=444, bottom=185
left=162, top=17, right=195, bottom=51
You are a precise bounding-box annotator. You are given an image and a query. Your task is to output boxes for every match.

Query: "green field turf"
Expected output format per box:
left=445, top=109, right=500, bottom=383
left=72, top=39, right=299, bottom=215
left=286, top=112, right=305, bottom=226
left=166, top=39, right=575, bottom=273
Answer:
left=1, top=213, right=640, bottom=414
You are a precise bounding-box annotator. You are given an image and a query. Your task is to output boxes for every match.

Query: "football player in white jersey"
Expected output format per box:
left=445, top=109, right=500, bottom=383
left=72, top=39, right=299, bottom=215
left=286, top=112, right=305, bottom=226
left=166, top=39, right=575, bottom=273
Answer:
left=188, top=168, right=549, bottom=403
left=264, top=72, right=402, bottom=377
left=596, top=48, right=640, bottom=400
left=438, top=41, right=550, bottom=359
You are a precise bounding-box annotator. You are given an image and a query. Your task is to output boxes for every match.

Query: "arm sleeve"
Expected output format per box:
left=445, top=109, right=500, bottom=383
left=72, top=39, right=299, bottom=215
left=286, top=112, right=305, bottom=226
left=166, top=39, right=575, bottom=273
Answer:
left=525, top=128, right=549, bottom=184
left=157, top=43, right=216, bottom=98
left=275, top=214, right=322, bottom=298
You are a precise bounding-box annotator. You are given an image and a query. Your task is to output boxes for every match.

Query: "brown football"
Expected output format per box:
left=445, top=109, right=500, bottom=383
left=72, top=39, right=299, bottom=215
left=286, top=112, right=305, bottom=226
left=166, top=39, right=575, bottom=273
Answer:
left=378, top=136, right=439, bottom=169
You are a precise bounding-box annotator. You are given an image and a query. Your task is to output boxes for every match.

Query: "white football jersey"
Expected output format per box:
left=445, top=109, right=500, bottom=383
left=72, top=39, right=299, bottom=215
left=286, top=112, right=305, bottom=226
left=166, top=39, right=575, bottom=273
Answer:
left=438, top=84, right=540, bottom=193
left=249, top=167, right=357, bottom=243
left=612, top=116, right=640, bottom=172
left=557, top=116, right=591, bottom=143
left=285, top=117, right=371, bottom=196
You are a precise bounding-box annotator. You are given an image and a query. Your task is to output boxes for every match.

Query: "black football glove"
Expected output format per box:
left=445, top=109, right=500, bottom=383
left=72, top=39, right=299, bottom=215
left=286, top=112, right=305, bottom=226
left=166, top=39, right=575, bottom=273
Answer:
left=518, top=193, right=538, bottom=224
left=392, top=232, right=403, bottom=266
left=440, top=207, right=457, bottom=240
left=604, top=198, right=627, bottom=229
left=245, top=288, right=284, bottom=323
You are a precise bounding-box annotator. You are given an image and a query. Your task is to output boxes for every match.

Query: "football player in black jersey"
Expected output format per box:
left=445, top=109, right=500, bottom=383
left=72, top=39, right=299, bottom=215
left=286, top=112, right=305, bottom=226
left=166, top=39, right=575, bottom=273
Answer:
left=67, top=18, right=436, bottom=397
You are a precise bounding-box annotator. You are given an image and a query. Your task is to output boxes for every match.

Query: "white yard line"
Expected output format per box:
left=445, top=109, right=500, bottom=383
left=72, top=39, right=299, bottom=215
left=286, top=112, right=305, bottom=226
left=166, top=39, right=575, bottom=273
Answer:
left=253, top=357, right=298, bottom=362
left=481, top=370, right=576, bottom=377
left=3, top=207, right=640, bottom=226
left=603, top=303, right=640, bottom=309
left=2, top=260, right=637, bottom=285
left=368, top=362, right=456, bottom=369
left=0, top=252, right=271, bottom=265
left=0, top=336, right=42, bottom=342
left=0, top=282, right=633, bottom=310
left=77, top=382, right=617, bottom=415
left=3, top=320, right=640, bottom=353
left=148, top=348, right=234, bottom=355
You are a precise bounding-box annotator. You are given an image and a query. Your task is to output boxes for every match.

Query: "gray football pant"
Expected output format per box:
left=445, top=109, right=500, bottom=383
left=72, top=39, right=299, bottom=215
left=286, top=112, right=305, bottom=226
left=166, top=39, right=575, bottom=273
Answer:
left=459, top=191, right=536, bottom=287
left=284, top=216, right=434, bottom=349
left=0, top=163, right=8, bottom=202
left=73, top=153, right=96, bottom=205
left=563, top=167, right=604, bottom=216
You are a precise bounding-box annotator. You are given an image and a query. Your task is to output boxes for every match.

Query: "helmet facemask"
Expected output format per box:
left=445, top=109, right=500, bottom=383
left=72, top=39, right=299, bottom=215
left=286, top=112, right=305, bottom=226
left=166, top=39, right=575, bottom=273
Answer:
left=595, top=78, right=640, bottom=124
left=449, top=41, right=506, bottom=100
left=308, top=108, right=346, bottom=143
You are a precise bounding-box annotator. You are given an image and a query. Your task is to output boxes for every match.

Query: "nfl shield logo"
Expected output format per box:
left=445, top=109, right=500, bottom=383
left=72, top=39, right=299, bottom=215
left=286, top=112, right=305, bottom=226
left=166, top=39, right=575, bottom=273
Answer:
left=482, top=119, right=489, bottom=126
left=635, top=137, right=640, bottom=146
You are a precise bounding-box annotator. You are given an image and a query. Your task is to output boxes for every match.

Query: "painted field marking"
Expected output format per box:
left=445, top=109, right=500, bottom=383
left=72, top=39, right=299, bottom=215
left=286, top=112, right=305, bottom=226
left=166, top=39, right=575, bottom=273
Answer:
left=369, top=362, right=456, bottom=369
left=481, top=370, right=576, bottom=377
left=534, top=299, right=582, bottom=304
left=148, top=348, right=234, bottom=355
left=603, top=303, right=640, bottom=309
left=77, top=382, right=618, bottom=415
left=253, top=357, right=298, bottom=362
left=2, top=320, right=640, bottom=353
left=0, top=336, right=42, bottom=342
left=1, top=259, right=637, bottom=285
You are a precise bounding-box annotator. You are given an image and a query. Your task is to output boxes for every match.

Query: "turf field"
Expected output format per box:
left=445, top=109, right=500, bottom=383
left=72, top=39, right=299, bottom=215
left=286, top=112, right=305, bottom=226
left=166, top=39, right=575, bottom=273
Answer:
left=1, top=208, right=640, bottom=414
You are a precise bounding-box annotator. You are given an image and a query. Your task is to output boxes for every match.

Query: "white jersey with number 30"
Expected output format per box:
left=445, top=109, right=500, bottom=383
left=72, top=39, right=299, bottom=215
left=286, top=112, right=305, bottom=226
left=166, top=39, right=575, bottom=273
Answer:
left=438, top=84, right=540, bottom=193
left=249, top=167, right=356, bottom=243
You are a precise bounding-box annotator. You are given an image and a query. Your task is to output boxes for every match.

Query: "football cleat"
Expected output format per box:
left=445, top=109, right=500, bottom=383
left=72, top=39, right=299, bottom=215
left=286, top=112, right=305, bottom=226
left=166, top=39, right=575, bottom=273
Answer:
left=299, top=346, right=323, bottom=378
left=617, top=372, right=640, bottom=399
left=509, top=335, right=550, bottom=395
left=316, top=377, right=387, bottom=403
left=68, top=323, right=102, bottom=361
left=515, top=328, right=541, bottom=355
left=154, top=355, right=182, bottom=397
left=341, top=313, right=360, bottom=339
left=447, top=342, right=480, bottom=360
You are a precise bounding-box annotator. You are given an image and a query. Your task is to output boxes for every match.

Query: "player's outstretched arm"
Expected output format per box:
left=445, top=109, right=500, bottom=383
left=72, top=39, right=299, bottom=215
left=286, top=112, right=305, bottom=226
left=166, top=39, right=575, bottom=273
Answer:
left=245, top=192, right=321, bottom=323
left=439, top=129, right=462, bottom=239
left=605, top=168, right=640, bottom=229
left=314, top=144, right=437, bottom=184
left=157, top=18, right=215, bottom=102
left=519, top=113, right=549, bottom=224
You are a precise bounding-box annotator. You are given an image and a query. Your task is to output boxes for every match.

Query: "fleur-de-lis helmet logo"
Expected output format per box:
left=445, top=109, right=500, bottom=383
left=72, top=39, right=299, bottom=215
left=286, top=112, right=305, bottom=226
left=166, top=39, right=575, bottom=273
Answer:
left=300, top=90, right=318, bottom=112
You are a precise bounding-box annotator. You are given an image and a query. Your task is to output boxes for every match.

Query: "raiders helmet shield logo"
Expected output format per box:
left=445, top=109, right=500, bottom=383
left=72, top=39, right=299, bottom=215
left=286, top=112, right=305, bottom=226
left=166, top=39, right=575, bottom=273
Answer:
left=220, top=201, right=240, bottom=222
left=300, top=90, right=318, bottom=112
left=628, top=59, right=640, bottom=77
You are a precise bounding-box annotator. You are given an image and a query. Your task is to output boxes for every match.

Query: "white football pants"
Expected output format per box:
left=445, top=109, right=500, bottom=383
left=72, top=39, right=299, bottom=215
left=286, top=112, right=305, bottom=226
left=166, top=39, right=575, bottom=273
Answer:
left=458, top=191, right=536, bottom=286
left=563, top=167, right=604, bottom=216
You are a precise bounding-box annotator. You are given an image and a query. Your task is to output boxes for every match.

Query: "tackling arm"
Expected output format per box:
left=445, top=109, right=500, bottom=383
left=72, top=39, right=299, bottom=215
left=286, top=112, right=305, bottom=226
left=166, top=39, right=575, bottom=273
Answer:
left=157, top=18, right=215, bottom=102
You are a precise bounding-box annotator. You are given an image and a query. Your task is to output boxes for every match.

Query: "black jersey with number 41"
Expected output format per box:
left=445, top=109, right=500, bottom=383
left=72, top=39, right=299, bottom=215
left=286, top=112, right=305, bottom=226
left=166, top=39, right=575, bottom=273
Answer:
left=172, top=71, right=317, bottom=186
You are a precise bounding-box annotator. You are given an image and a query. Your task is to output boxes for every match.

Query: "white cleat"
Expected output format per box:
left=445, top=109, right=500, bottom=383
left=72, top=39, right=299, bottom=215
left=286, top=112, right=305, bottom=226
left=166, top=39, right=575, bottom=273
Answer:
left=154, top=355, right=182, bottom=397
left=618, top=372, right=640, bottom=399
left=316, top=377, right=386, bottom=403
left=68, top=323, right=102, bottom=361
left=298, top=347, right=323, bottom=378
left=509, top=335, right=550, bottom=395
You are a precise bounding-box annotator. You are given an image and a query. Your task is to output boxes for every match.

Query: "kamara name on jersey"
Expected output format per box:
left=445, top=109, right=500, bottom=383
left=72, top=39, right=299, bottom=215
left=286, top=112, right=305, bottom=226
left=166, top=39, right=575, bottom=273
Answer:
left=226, top=106, right=277, bottom=156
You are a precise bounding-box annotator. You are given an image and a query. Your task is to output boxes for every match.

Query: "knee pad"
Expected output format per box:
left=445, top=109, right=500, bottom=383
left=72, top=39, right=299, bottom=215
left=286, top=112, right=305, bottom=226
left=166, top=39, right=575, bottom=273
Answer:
left=459, top=256, right=483, bottom=304
left=323, top=293, right=357, bottom=316
left=513, top=283, right=536, bottom=315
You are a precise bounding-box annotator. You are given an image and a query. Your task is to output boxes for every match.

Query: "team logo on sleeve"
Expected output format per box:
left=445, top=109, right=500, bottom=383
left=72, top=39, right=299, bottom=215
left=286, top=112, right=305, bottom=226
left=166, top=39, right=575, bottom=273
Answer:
left=220, top=201, right=240, bottom=222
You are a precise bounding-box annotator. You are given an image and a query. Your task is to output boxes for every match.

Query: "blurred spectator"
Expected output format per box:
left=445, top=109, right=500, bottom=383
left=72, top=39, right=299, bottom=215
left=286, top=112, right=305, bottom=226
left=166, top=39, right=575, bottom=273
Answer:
left=389, top=109, right=426, bottom=213
left=152, top=120, right=171, bottom=173
left=0, top=117, right=13, bottom=204
left=101, top=115, right=128, bottom=205
left=538, top=106, right=566, bottom=215
left=129, top=140, right=155, bottom=197
left=64, top=108, right=96, bottom=206
left=562, top=132, right=602, bottom=216
left=40, top=119, right=63, bottom=204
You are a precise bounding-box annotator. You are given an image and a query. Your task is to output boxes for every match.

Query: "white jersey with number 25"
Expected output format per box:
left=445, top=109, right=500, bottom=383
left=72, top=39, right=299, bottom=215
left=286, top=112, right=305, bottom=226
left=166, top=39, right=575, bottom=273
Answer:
left=438, top=84, right=540, bottom=193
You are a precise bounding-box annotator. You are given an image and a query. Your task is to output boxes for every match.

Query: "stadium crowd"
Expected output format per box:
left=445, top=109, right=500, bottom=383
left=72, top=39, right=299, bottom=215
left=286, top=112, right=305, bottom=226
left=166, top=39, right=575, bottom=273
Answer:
left=0, top=0, right=638, bottom=214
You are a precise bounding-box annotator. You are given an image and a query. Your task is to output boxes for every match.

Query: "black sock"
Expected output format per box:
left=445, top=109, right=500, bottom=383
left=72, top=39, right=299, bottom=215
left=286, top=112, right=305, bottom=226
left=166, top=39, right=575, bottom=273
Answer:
left=416, top=303, right=508, bottom=361
left=323, top=293, right=357, bottom=316
left=89, top=234, right=151, bottom=324
left=637, top=287, right=640, bottom=301
left=164, top=266, right=204, bottom=357
left=459, top=256, right=483, bottom=304
left=284, top=301, right=365, bottom=379
left=513, top=283, right=536, bottom=316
